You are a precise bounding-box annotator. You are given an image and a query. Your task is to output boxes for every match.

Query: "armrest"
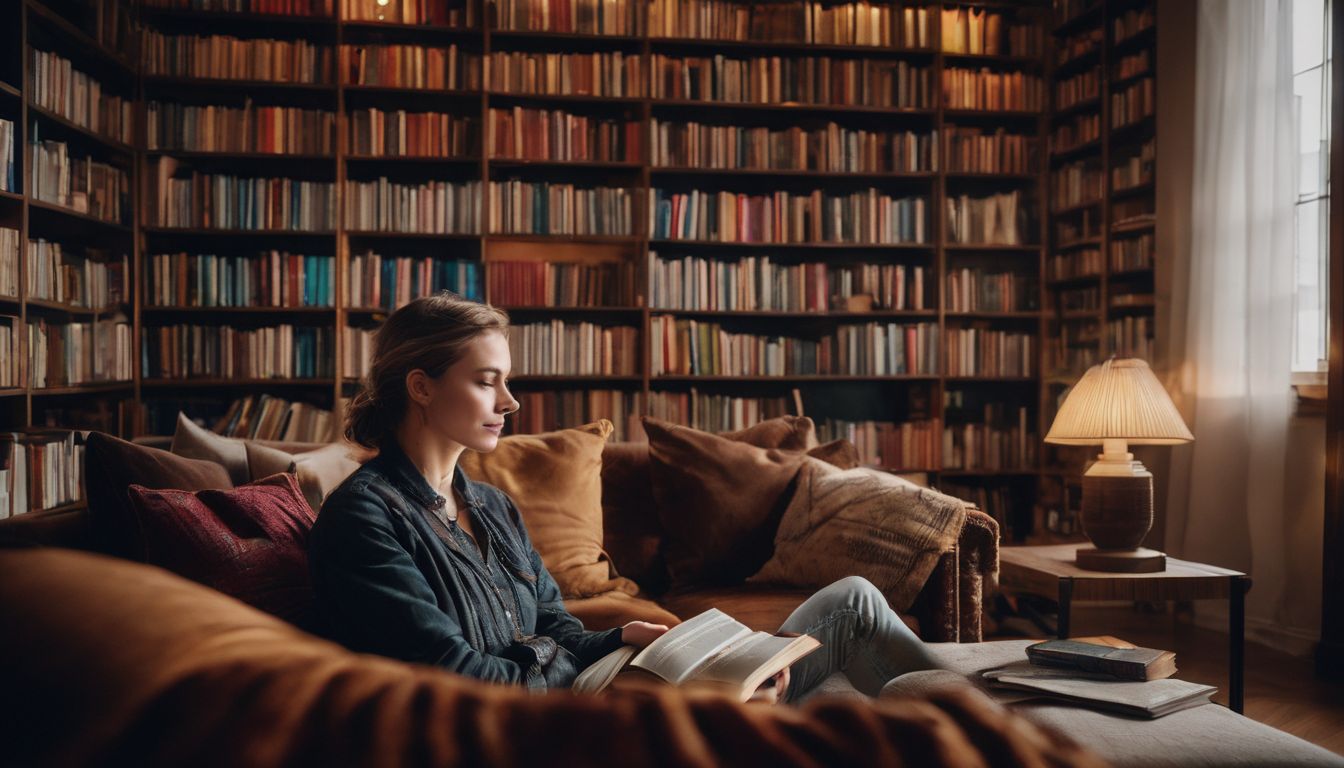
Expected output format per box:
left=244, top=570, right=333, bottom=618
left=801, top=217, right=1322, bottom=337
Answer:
left=908, top=507, right=999, bottom=643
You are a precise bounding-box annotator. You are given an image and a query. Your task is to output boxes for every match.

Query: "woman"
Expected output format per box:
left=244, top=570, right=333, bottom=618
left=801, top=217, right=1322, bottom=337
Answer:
left=309, top=292, right=939, bottom=703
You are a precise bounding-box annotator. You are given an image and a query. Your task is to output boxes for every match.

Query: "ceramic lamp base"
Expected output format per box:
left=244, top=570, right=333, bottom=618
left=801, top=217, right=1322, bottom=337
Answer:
left=1075, top=546, right=1167, bottom=572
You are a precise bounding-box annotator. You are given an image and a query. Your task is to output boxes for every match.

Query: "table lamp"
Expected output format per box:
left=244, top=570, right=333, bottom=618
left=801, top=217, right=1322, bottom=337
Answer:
left=1044, top=358, right=1193, bottom=572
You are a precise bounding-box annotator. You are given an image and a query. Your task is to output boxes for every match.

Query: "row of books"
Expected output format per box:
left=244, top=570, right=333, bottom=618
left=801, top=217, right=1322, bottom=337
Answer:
left=939, top=481, right=1018, bottom=531
left=1108, top=316, right=1153, bottom=360
left=1051, top=160, right=1104, bottom=211
left=946, top=191, right=1027, bottom=246
left=151, top=160, right=336, bottom=231
left=647, top=0, right=926, bottom=47
left=0, top=228, right=17, bottom=298
left=213, top=394, right=337, bottom=442
left=1116, top=50, right=1152, bottom=82
left=146, top=101, right=336, bottom=155
left=486, top=51, right=643, bottom=97
left=1055, top=24, right=1101, bottom=67
left=87, top=0, right=136, bottom=54
left=649, top=122, right=935, bottom=174
left=346, top=252, right=483, bottom=309
left=142, top=0, right=334, bottom=15
left=144, top=252, right=335, bottom=307
left=1056, top=67, right=1100, bottom=111
left=942, top=412, right=1035, bottom=470
left=507, top=320, right=641, bottom=375
left=650, top=189, right=928, bottom=244
left=142, top=30, right=333, bottom=83
left=0, top=316, right=18, bottom=387
left=650, top=317, right=939, bottom=376
left=347, top=108, right=476, bottom=158
left=487, top=108, right=642, bottom=163
left=340, top=0, right=473, bottom=25
left=490, top=181, right=634, bottom=236
left=141, top=324, right=335, bottom=379
left=29, top=319, right=133, bottom=387
left=491, top=0, right=645, bottom=35
left=646, top=389, right=796, bottom=434
left=942, top=69, right=1044, bottom=112
left=944, top=127, right=1033, bottom=175
left=1111, top=234, right=1154, bottom=272
left=944, top=327, right=1034, bottom=378
left=1049, top=247, right=1102, bottom=281
left=0, top=119, right=13, bottom=193
left=647, top=252, right=926, bottom=312
left=1112, top=139, right=1155, bottom=191
left=939, top=7, right=1041, bottom=57
left=341, top=43, right=481, bottom=90
left=30, top=136, right=130, bottom=225
left=649, top=55, right=932, bottom=110
left=1050, top=113, right=1101, bottom=156
left=345, top=178, right=482, bottom=234
left=945, top=268, right=1035, bottom=313
left=0, top=431, right=84, bottom=517
left=1115, top=6, right=1156, bottom=43
left=29, top=49, right=134, bottom=145
left=509, top=390, right=641, bottom=442
left=817, top=417, right=939, bottom=469
left=26, top=241, right=128, bottom=310
left=1058, top=287, right=1098, bottom=311
left=487, top=259, right=635, bottom=307
left=1111, top=79, right=1155, bottom=128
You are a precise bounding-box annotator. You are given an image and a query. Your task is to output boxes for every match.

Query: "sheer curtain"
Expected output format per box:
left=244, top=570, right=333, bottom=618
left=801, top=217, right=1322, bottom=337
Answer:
left=1163, top=0, right=1298, bottom=638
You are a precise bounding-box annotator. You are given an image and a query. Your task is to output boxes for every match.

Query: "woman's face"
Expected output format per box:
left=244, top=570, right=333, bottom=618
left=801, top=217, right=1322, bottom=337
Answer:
left=416, top=330, right=519, bottom=453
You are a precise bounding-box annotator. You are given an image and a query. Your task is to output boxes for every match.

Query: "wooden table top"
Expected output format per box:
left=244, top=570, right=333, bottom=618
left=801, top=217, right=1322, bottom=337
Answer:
left=1000, top=544, right=1249, bottom=602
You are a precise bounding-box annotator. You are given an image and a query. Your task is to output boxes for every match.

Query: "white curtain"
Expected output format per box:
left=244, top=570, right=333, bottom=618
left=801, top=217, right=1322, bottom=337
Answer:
left=1164, top=0, right=1297, bottom=638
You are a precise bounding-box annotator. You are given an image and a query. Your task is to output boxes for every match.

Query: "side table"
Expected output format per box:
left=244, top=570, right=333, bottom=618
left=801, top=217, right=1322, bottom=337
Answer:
left=999, top=543, right=1253, bottom=713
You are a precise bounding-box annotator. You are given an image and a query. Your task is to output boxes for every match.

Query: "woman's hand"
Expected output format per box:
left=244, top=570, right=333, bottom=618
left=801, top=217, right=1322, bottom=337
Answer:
left=747, top=667, right=790, bottom=704
left=620, top=621, right=670, bottom=648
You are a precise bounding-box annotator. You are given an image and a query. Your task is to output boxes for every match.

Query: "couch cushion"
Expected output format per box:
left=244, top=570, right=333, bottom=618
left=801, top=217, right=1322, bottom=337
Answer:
left=84, top=431, right=234, bottom=560
left=171, top=412, right=296, bottom=486
left=460, top=420, right=637, bottom=599
left=749, top=457, right=968, bottom=612
left=289, top=442, right=367, bottom=513
left=563, top=590, right=681, bottom=631
left=643, top=416, right=805, bottom=590
left=0, top=547, right=1107, bottom=768
left=127, top=473, right=319, bottom=632
left=657, top=583, right=920, bottom=637
left=718, top=415, right=818, bottom=451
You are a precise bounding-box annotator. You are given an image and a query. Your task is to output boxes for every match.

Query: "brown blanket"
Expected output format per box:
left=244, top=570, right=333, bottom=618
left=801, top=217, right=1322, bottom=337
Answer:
left=0, top=547, right=1106, bottom=768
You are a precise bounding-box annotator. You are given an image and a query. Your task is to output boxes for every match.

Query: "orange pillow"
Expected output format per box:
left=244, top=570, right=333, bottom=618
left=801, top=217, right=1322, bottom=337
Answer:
left=642, top=416, right=806, bottom=589
left=459, top=420, right=636, bottom=599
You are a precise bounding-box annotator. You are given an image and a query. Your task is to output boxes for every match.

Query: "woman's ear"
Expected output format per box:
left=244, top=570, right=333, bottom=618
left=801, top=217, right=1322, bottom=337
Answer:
left=404, top=369, right=432, bottom=407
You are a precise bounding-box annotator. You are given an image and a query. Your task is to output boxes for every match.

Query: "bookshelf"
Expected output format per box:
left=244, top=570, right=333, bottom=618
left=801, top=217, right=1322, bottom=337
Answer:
left=0, top=0, right=137, bottom=519
left=3, top=0, right=1172, bottom=543
left=1036, top=0, right=1157, bottom=543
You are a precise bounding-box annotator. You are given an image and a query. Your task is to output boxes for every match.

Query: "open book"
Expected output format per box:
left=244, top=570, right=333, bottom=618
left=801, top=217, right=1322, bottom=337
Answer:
left=572, top=608, right=821, bottom=702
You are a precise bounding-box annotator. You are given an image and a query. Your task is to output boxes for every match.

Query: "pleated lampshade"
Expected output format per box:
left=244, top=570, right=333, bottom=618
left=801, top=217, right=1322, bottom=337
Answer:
left=1045, top=358, right=1193, bottom=446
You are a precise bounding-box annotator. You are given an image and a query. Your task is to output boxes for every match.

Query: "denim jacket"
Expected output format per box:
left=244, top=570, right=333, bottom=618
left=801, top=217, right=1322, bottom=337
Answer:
left=308, top=439, right=625, bottom=691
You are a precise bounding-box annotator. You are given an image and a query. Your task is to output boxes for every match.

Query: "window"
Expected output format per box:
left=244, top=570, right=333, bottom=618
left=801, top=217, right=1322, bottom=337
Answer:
left=1293, top=0, right=1332, bottom=375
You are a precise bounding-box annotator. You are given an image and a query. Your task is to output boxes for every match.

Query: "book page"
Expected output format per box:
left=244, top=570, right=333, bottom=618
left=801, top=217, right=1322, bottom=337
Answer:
left=572, top=645, right=637, bottom=695
left=686, top=632, right=817, bottom=694
left=629, top=608, right=751, bottom=685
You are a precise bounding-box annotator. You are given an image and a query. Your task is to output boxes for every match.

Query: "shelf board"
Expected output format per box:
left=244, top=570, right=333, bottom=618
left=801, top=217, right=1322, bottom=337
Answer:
left=490, top=29, right=644, bottom=45
left=944, top=243, right=1040, bottom=253
left=1111, top=180, right=1155, bottom=198
left=647, top=36, right=934, bottom=58
left=1053, top=46, right=1101, bottom=78
left=486, top=233, right=638, bottom=244
left=142, top=75, right=337, bottom=95
left=0, top=388, right=26, bottom=398
left=945, top=311, right=1042, bottom=319
left=1052, top=96, right=1102, bottom=120
left=943, top=108, right=1042, bottom=121
left=24, top=0, right=136, bottom=78
left=345, top=154, right=479, bottom=165
left=1052, top=198, right=1104, bottom=216
left=1061, top=309, right=1102, bottom=320
left=650, top=167, right=936, bottom=181
left=146, top=149, right=336, bottom=162
left=0, top=190, right=24, bottom=204
left=141, top=378, right=336, bottom=387
left=142, top=226, right=338, bottom=237
left=648, top=309, right=938, bottom=319
left=347, top=230, right=480, bottom=240
left=648, top=238, right=932, bottom=251
left=1111, top=70, right=1154, bottom=90
left=489, top=158, right=644, bottom=171
left=24, top=298, right=126, bottom=316
left=1112, top=218, right=1156, bottom=234
left=1049, top=138, right=1103, bottom=164
left=26, top=103, right=135, bottom=157
left=0, top=81, right=19, bottom=100
left=342, top=19, right=477, bottom=35
left=1113, top=25, right=1157, bottom=56
left=1046, top=273, right=1102, bottom=288
left=30, top=382, right=133, bottom=396
left=650, top=99, right=937, bottom=118
left=507, top=374, right=643, bottom=382
left=26, top=199, right=132, bottom=234
left=1055, top=236, right=1102, bottom=250
left=486, top=91, right=642, bottom=108
left=942, top=52, right=1042, bottom=67
left=1110, top=113, right=1156, bottom=141
left=341, top=84, right=481, bottom=98
left=1109, top=267, right=1155, bottom=279
left=142, top=305, right=336, bottom=314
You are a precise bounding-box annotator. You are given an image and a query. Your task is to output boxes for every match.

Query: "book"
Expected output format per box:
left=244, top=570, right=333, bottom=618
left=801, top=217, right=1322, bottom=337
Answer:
left=982, top=660, right=1214, bottom=719
left=572, top=608, right=821, bottom=702
left=1026, top=637, right=1176, bottom=682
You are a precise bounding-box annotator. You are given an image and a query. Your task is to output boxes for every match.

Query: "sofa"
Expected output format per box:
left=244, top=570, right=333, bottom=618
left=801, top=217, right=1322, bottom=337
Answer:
left=1, top=421, right=1340, bottom=768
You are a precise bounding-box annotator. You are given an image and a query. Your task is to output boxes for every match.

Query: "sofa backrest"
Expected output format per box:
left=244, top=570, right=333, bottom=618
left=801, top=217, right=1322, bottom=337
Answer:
left=598, top=441, right=669, bottom=595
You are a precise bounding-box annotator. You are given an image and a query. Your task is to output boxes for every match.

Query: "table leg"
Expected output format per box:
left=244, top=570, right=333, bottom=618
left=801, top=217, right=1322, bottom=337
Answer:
left=1230, top=576, right=1247, bottom=714
left=1057, top=578, right=1073, bottom=639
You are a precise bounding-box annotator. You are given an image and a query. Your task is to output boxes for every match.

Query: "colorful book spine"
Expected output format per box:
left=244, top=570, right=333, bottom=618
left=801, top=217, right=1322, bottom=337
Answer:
left=944, top=268, right=1035, bottom=313
left=652, top=121, right=935, bottom=173
left=488, top=107, right=642, bottom=163
left=142, top=30, right=333, bottom=83
left=486, top=50, right=643, bottom=97
left=648, top=251, right=925, bottom=311
left=145, top=252, right=334, bottom=307
left=147, top=102, right=336, bottom=154
left=344, top=178, right=481, bottom=234
left=151, top=163, right=336, bottom=231
left=487, top=260, right=633, bottom=307
left=508, top=320, right=640, bottom=375
left=346, top=108, right=476, bottom=157
left=651, top=188, right=927, bottom=244
left=141, top=324, right=335, bottom=379
left=488, top=181, right=634, bottom=236
left=345, top=251, right=482, bottom=309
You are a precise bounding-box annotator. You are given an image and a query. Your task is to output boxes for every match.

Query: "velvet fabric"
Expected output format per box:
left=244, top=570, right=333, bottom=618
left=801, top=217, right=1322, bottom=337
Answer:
left=0, top=547, right=1108, bottom=768
left=127, top=473, right=320, bottom=632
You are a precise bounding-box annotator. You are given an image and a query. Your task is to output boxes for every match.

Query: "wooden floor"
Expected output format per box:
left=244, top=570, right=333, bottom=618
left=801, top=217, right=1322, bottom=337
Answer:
left=988, top=604, right=1344, bottom=757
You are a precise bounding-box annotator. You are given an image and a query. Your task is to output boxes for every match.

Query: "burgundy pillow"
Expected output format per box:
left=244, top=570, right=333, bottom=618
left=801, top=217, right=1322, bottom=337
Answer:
left=126, top=473, right=318, bottom=632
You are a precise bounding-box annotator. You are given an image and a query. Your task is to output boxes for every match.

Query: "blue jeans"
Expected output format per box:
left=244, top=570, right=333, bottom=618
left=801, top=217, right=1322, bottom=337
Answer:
left=777, top=576, right=939, bottom=704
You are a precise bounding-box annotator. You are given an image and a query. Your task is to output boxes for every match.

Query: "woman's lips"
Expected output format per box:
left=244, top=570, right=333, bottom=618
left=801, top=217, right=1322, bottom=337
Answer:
left=483, top=424, right=503, bottom=433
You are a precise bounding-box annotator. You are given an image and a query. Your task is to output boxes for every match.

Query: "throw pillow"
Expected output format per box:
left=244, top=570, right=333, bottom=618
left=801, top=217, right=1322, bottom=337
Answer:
left=84, top=431, right=234, bottom=560
left=642, top=416, right=806, bottom=589
left=718, top=415, right=818, bottom=452
left=749, top=457, right=968, bottom=611
left=127, top=473, right=319, bottom=631
left=171, top=413, right=295, bottom=486
left=290, top=442, right=367, bottom=513
left=459, top=419, right=636, bottom=599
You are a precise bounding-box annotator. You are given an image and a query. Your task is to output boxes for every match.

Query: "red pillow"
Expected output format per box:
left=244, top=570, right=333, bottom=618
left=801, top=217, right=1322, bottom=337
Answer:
left=127, top=473, right=318, bottom=632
